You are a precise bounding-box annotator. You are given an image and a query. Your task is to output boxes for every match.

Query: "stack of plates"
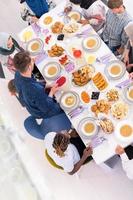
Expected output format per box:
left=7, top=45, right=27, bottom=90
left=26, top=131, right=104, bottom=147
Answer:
left=26, top=38, right=44, bottom=56
left=59, top=91, right=80, bottom=111
left=78, top=117, right=99, bottom=139
left=82, top=35, right=101, bottom=52
left=105, top=60, right=126, bottom=80
left=42, top=61, right=61, bottom=80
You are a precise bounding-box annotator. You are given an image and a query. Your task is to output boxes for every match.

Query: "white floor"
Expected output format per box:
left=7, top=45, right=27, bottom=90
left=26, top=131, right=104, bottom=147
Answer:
left=0, top=0, right=133, bottom=200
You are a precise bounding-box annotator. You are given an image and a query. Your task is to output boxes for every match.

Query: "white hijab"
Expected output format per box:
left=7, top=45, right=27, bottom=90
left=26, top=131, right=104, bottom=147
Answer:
left=124, top=22, right=133, bottom=47
left=0, top=32, right=10, bottom=49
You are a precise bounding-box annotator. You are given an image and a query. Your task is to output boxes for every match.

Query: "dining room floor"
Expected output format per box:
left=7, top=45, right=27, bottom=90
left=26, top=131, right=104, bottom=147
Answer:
left=0, top=1, right=133, bottom=200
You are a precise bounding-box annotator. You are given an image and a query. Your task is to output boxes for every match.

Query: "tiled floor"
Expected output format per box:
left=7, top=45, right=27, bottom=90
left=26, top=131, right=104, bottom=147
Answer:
left=0, top=1, right=133, bottom=200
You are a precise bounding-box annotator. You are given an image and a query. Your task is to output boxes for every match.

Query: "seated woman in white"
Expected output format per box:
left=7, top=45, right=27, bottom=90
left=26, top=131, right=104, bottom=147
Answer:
left=44, top=130, right=92, bottom=174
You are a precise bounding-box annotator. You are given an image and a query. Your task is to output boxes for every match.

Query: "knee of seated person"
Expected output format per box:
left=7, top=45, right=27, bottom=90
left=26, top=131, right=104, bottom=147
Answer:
left=24, top=116, right=38, bottom=133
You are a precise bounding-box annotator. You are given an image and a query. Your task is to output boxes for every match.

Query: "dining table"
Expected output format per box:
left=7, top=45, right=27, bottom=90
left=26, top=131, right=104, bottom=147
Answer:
left=18, top=1, right=133, bottom=168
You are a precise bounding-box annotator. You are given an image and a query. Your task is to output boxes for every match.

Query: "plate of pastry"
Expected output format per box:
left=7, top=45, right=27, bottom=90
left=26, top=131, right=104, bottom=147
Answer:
left=72, top=65, right=95, bottom=87
left=105, top=60, right=126, bottom=80
left=78, top=117, right=99, bottom=139
left=123, top=82, right=133, bottom=104
left=115, top=121, right=133, bottom=142
left=42, top=61, right=61, bottom=80
left=82, top=35, right=101, bottom=52
left=26, top=38, right=44, bottom=56
left=59, top=91, right=80, bottom=111
left=92, top=72, right=108, bottom=91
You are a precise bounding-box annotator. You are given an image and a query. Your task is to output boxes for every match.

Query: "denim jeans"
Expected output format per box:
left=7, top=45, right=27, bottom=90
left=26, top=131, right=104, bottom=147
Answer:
left=24, top=113, right=71, bottom=140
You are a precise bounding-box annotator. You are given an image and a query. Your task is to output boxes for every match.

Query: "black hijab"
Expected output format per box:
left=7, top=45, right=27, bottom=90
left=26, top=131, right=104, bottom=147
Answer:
left=80, top=0, right=97, bottom=9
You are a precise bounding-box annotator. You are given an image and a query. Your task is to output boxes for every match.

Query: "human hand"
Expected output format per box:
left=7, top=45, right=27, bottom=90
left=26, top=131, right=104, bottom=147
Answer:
left=49, top=84, right=59, bottom=97
left=129, top=72, right=133, bottom=80
left=79, top=19, right=89, bottom=25
left=83, top=146, right=93, bottom=159
left=31, top=16, right=39, bottom=23
left=115, top=145, right=125, bottom=155
left=123, top=50, right=129, bottom=66
left=64, top=6, right=72, bottom=14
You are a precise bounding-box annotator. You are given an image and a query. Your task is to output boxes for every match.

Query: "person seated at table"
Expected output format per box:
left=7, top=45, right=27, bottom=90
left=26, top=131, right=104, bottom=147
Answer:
left=115, top=145, right=133, bottom=180
left=44, top=130, right=93, bottom=174
left=0, top=32, right=24, bottom=73
left=24, top=113, right=72, bottom=139
left=14, top=51, right=63, bottom=119
left=8, top=79, right=25, bottom=107
left=64, top=0, right=106, bottom=32
left=123, top=22, right=133, bottom=74
left=101, top=0, right=132, bottom=54
left=19, top=0, right=49, bottom=24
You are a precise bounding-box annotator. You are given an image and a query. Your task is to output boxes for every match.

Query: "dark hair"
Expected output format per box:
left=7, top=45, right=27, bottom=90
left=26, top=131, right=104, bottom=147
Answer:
left=52, top=133, right=70, bottom=157
left=80, top=0, right=96, bottom=9
left=13, top=51, right=31, bottom=73
left=108, top=0, right=123, bottom=9
left=70, top=0, right=81, bottom=5
left=8, top=79, right=16, bottom=93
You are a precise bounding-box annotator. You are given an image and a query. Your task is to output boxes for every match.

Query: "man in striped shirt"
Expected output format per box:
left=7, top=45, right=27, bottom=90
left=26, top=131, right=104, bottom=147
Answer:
left=102, top=0, right=132, bottom=54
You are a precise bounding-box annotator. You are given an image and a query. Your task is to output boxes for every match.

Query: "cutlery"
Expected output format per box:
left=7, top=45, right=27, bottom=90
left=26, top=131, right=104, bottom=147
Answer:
left=68, top=106, right=84, bottom=118
left=115, top=79, right=131, bottom=88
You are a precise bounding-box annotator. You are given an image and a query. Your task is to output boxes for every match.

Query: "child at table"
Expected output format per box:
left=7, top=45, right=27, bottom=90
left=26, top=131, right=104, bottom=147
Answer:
left=64, top=0, right=106, bottom=31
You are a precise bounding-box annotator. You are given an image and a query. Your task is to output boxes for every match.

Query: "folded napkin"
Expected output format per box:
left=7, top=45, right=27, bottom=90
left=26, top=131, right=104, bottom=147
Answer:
left=115, top=79, right=131, bottom=89
left=35, top=52, right=48, bottom=65
left=96, top=53, right=113, bottom=64
left=91, top=137, right=106, bottom=148
left=31, top=23, right=41, bottom=36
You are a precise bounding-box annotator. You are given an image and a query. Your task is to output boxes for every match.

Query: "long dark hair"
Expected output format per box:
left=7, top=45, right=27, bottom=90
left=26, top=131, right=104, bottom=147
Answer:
left=80, top=0, right=97, bottom=9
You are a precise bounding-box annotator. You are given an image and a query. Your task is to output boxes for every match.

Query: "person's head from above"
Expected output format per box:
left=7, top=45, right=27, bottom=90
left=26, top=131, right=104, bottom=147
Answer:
left=80, top=0, right=96, bottom=9
left=52, top=132, right=70, bottom=157
left=124, top=22, right=133, bottom=47
left=115, top=145, right=125, bottom=155
left=13, top=51, right=34, bottom=75
left=70, top=0, right=81, bottom=5
left=108, top=0, right=124, bottom=14
left=0, top=32, right=14, bottom=50
left=8, top=79, right=17, bottom=96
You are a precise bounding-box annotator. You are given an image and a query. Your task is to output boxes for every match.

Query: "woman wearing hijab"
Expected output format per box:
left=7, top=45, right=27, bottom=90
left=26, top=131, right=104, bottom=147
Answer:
left=20, top=0, right=49, bottom=23
left=0, top=32, right=23, bottom=73
left=123, top=22, right=133, bottom=73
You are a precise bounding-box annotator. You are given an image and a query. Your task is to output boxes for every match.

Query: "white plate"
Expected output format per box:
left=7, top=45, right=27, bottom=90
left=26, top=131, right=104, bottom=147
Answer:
left=26, top=38, right=44, bottom=56
left=68, top=10, right=82, bottom=22
left=82, top=35, right=101, bottom=52
left=78, top=117, right=99, bottom=139
left=115, top=120, right=133, bottom=142
left=42, top=62, right=61, bottom=80
left=105, top=60, right=126, bottom=80
left=39, top=14, right=54, bottom=27
left=59, top=91, right=80, bottom=111
left=123, top=82, right=133, bottom=104
left=62, top=22, right=81, bottom=37
left=19, top=27, right=36, bottom=42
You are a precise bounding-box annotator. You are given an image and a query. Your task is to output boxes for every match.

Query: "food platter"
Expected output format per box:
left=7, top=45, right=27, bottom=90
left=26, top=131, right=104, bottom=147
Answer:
left=123, top=82, right=133, bottom=104
left=42, top=61, right=61, bottom=80
left=72, top=65, right=95, bottom=87
left=82, top=35, right=101, bottom=52
left=26, top=38, right=44, bottom=56
left=62, top=22, right=80, bottom=37
left=115, top=120, right=133, bottom=142
left=78, top=117, right=99, bottom=139
left=105, top=60, right=126, bottom=80
left=59, top=91, right=80, bottom=111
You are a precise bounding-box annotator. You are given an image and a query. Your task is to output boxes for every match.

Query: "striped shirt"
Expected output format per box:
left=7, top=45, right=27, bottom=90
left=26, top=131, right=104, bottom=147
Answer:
left=102, top=9, right=132, bottom=48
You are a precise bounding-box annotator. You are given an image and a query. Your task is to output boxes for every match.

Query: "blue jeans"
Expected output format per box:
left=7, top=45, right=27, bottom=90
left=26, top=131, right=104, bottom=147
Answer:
left=24, top=113, right=71, bottom=140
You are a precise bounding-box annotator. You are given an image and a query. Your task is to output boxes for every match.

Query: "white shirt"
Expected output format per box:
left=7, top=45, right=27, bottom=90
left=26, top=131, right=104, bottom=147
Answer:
left=120, top=153, right=133, bottom=180
left=44, top=132, right=80, bottom=172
